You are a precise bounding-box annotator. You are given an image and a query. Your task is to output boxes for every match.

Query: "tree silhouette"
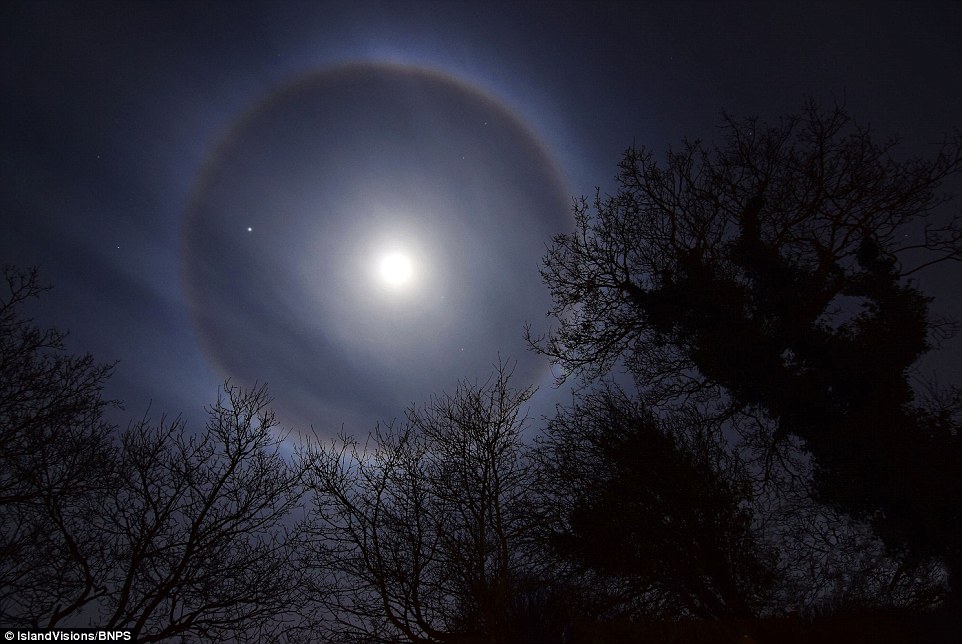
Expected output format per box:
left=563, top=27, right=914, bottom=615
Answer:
left=98, top=384, right=310, bottom=642
left=526, top=102, right=962, bottom=593
left=1, top=266, right=118, bottom=625
left=536, top=386, right=774, bottom=621
left=750, top=430, right=948, bottom=614
left=0, top=267, right=310, bottom=640
left=304, top=363, right=540, bottom=644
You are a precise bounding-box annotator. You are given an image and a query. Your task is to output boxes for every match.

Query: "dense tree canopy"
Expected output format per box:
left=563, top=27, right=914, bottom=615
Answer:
left=528, top=103, right=962, bottom=590
left=536, top=387, right=774, bottom=620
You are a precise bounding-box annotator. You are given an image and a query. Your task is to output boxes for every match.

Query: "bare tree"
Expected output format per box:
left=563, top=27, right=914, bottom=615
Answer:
left=1, top=265, right=119, bottom=625
left=304, top=363, right=538, bottom=644
left=95, top=383, right=311, bottom=642
left=1, top=271, right=310, bottom=640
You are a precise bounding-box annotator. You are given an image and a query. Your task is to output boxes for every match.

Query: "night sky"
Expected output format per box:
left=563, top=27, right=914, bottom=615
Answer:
left=3, top=1, right=961, bottom=435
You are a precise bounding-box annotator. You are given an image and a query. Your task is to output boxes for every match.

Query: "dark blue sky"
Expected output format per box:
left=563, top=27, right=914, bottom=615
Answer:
left=2, top=1, right=961, bottom=434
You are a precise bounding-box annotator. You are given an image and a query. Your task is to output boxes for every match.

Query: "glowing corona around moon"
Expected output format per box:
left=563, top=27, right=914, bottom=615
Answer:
left=181, top=62, right=571, bottom=429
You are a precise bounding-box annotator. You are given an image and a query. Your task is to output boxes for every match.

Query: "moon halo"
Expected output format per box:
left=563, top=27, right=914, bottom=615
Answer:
left=181, top=62, right=571, bottom=431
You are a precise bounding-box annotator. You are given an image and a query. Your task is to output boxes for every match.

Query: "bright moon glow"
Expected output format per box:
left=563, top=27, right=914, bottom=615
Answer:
left=379, top=252, right=413, bottom=286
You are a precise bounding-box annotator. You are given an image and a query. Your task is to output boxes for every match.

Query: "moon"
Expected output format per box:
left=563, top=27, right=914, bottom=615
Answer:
left=378, top=251, right=413, bottom=286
